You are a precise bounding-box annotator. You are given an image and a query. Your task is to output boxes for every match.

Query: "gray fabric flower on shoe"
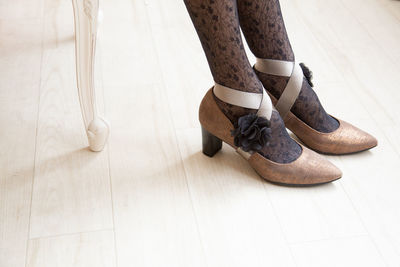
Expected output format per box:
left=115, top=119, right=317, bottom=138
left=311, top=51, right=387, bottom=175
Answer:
left=231, top=114, right=272, bottom=152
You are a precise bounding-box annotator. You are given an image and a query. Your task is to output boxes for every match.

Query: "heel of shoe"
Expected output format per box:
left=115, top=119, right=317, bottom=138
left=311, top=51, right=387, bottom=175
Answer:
left=201, top=126, right=222, bottom=157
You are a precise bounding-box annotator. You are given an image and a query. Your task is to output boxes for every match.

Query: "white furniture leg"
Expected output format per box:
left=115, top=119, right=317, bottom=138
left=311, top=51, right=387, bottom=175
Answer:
left=72, top=0, right=109, bottom=152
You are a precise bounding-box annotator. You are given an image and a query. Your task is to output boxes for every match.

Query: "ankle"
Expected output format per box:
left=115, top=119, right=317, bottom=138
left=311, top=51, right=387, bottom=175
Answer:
left=254, top=68, right=288, bottom=98
left=212, top=77, right=264, bottom=123
left=214, top=94, right=257, bottom=124
left=255, top=67, right=340, bottom=133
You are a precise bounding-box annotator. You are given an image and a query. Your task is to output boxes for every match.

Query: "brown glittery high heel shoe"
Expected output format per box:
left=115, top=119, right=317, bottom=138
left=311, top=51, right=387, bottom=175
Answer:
left=199, top=84, right=342, bottom=186
left=254, top=58, right=378, bottom=155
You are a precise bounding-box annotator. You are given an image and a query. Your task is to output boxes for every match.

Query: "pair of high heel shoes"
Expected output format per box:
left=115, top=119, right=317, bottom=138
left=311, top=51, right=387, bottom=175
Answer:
left=199, top=58, right=377, bottom=186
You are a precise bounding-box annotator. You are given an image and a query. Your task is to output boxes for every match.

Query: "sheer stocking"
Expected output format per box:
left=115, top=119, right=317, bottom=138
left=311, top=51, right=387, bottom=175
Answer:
left=184, top=0, right=301, bottom=163
left=237, top=0, right=339, bottom=132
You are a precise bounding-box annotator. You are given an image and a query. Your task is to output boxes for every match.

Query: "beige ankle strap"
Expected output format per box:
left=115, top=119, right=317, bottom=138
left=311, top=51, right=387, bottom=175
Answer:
left=255, top=58, right=303, bottom=119
left=213, top=82, right=273, bottom=120
left=255, top=58, right=293, bottom=77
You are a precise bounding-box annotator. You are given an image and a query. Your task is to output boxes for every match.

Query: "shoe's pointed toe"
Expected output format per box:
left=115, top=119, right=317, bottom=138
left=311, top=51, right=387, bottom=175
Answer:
left=340, top=120, right=377, bottom=153
left=285, top=113, right=378, bottom=154
left=248, top=145, right=342, bottom=186
left=310, top=152, right=342, bottom=184
left=364, top=134, right=378, bottom=151
left=320, top=119, right=378, bottom=154
left=293, top=147, right=342, bottom=184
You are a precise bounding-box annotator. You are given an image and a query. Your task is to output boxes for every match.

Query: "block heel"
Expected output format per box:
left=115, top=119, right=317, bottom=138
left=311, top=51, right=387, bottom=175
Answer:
left=201, top=126, right=222, bottom=157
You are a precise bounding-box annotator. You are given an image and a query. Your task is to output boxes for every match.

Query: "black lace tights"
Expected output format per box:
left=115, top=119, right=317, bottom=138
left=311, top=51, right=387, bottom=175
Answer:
left=238, top=0, right=339, bottom=132
left=184, top=0, right=301, bottom=163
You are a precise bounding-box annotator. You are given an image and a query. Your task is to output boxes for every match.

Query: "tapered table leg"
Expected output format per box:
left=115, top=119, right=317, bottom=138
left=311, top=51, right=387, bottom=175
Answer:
left=72, top=0, right=109, bottom=152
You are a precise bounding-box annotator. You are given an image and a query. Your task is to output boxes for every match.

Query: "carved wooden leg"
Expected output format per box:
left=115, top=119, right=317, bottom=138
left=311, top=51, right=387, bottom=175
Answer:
left=72, top=0, right=109, bottom=152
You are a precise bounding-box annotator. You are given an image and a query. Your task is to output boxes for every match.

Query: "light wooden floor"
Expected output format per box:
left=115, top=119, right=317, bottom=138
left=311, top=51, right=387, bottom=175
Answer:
left=1, top=0, right=400, bottom=266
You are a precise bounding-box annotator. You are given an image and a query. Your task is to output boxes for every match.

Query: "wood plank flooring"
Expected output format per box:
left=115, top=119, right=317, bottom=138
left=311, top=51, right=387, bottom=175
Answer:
left=1, top=0, right=399, bottom=266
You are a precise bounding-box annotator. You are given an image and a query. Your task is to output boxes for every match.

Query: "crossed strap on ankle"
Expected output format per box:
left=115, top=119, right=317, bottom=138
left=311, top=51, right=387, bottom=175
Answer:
left=254, top=58, right=304, bottom=119
left=213, top=83, right=273, bottom=120
left=213, top=83, right=273, bottom=159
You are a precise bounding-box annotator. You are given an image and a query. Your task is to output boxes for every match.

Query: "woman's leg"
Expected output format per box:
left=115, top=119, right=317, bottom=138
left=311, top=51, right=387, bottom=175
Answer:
left=237, top=0, right=339, bottom=133
left=184, top=0, right=262, bottom=94
left=184, top=0, right=301, bottom=163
